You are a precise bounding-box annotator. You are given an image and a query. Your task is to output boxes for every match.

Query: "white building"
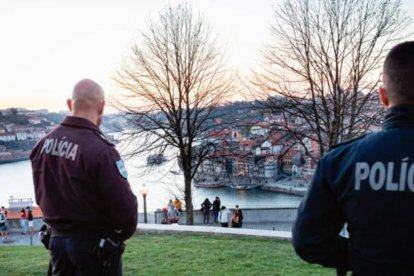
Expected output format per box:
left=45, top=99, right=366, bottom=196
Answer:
left=250, top=125, right=269, bottom=136
left=15, top=131, right=28, bottom=141
left=264, top=158, right=277, bottom=178
left=0, top=133, right=16, bottom=142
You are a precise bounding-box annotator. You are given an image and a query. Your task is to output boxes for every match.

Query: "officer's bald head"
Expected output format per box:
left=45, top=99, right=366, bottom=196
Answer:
left=67, top=79, right=105, bottom=126
left=382, top=41, right=414, bottom=107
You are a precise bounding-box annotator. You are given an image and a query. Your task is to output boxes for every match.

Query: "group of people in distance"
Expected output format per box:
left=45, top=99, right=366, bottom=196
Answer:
left=20, top=207, right=34, bottom=235
left=201, top=197, right=243, bottom=228
left=0, top=206, right=34, bottom=242
left=160, top=196, right=244, bottom=228
left=161, top=198, right=183, bottom=224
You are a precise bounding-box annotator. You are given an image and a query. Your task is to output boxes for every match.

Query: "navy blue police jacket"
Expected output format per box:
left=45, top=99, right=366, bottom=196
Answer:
left=30, top=116, right=138, bottom=240
left=293, top=105, right=414, bottom=275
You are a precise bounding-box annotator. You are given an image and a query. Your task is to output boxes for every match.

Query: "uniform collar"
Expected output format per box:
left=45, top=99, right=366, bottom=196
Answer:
left=61, top=116, right=100, bottom=132
left=383, top=104, right=414, bottom=129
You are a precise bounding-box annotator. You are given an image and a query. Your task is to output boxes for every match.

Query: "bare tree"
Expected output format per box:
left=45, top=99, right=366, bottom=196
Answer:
left=114, top=3, right=233, bottom=224
left=251, top=0, right=411, bottom=159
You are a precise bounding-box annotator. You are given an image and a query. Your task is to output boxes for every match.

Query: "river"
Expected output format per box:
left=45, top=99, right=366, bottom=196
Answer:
left=0, top=157, right=303, bottom=212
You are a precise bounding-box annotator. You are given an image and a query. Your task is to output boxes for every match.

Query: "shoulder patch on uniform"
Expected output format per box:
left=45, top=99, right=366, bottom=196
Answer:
left=116, top=160, right=128, bottom=179
left=330, top=134, right=367, bottom=150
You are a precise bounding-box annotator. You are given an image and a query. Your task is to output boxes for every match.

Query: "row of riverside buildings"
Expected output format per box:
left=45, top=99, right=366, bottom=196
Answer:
left=0, top=109, right=54, bottom=162
left=196, top=113, right=321, bottom=185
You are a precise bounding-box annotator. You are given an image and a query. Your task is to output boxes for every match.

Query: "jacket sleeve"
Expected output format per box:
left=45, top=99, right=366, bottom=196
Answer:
left=292, top=157, right=349, bottom=269
left=96, top=147, right=138, bottom=240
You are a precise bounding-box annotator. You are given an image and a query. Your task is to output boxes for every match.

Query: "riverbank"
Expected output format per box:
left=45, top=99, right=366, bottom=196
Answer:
left=261, top=178, right=308, bottom=196
left=194, top=175, right=309, bottom=196
left=0, top=152, right=30, bottom=164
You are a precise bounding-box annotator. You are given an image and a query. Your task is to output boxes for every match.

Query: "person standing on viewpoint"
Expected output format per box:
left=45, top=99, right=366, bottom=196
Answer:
left=167, top=199, right=174, bottom=213
left=0, top=211, right=9, bottom=241
left=27, top=207, right=34, bottom=236
left=20, top=208, right=27, bottom=235
left=218, top=206, right=229, bottom=228
left=201, top=198, right=212, bottom=224
left=0, top=206, right=7, bottom=218
left=293, top=41, right=414, bottom=275
left=231, top=205, right=243, bottom=228
left=212, top=196, right=221, bottom=223
left=174, top=197, right=183, bottom=212
left=30, top=79, right=138, bottom=276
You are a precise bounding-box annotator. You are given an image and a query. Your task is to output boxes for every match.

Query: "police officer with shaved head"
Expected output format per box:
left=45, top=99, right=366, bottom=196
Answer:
left=293, top=41, right=414, bottom=275
left=31, top=79, right=138, bottom=275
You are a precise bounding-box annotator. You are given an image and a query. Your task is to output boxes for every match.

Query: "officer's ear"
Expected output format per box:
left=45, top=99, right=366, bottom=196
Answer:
left=379, top=86, right=389, bottom=109
left=98, top=100, right=105, bottom=115
left=66, top=99, right=73, bottom=112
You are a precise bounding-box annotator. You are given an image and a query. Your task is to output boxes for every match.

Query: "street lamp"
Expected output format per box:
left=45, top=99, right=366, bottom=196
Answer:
left=140, top=184, right=149, bottom=224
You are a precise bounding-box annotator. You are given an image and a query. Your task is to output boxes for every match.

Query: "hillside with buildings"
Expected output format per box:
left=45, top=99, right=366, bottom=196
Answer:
left=0, top=101, right=380, bottom=189
left=0, top=108, right=58, bottom=163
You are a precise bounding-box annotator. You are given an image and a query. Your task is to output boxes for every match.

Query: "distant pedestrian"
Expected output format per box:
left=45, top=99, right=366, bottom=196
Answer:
left=218, top=206, right=229, bottom=228
left=0, top=206, right=7, bottom=217
left=212, top=196, right=221, bottom=223
left=231, top=205, right=243, bottom=228
left=168, top=207, right=180, bottom=224
left=161, top=208, right=169, bottom=224
left=27, top=207, right=34, bottom=236
left=167, top=199, right=174, bottom=212
left=201, top=198, right=212, bottom=224
left=20, top=208, right=27, bottom=234
left=0, top=211, right=9, bottom=241
left=174, top=198, right=183, bottom=212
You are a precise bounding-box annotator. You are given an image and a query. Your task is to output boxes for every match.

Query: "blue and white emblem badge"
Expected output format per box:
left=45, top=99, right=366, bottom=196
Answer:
left=116, top=160, right=128, bottom=179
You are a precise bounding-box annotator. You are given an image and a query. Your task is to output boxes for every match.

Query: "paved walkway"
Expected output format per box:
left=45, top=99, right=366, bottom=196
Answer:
left=0, top=232, right=42, bottom=246
left=137, top=223, right=292, bottom=239
left=0, top=224, right=292, bottom=247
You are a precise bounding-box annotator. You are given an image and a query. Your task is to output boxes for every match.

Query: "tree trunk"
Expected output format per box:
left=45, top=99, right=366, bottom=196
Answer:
left=184, top=175, right=193, bottom=225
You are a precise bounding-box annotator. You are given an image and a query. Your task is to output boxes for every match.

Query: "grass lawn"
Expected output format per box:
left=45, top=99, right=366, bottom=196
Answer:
left=0, top=233, right=335, bottom=275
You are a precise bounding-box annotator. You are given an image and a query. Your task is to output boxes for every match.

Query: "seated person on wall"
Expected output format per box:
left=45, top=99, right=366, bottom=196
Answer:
left=161, top=207, right=168, bottom=224
left=293, top=41, right=414, bottom=275
left=168, top=207, right=180, bottom=224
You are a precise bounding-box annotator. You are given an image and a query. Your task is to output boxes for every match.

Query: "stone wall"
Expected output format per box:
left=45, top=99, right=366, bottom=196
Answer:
left=4, top=207, right=299, bottom=231
left=6, top=218, right=44, bottom=232
left=152, top=207, right=298, bottom=225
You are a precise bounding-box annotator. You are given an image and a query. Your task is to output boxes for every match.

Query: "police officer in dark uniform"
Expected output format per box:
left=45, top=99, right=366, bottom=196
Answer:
left=30, top=79, right=138, bottom=275
left=293, top=41, right=414, bottom=275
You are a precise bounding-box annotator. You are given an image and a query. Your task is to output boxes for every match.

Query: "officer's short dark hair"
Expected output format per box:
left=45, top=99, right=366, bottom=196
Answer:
left=384, top=41, right=414, bottom=103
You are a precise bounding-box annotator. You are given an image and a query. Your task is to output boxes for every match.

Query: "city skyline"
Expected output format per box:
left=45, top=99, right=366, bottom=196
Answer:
left=1, top=0, right=413, bottom=112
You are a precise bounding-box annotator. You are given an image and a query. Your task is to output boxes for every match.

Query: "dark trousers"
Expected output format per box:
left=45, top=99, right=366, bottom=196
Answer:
left=203, top=210, right=210, bottom=224
left=213, top=211, right=219, bottom=223
left=49, top=237, right=122, bottom=276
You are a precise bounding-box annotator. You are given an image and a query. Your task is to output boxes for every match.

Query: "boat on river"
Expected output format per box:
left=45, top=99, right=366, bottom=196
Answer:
left=194, top=181, right=229, bottom=188
left=229, top=176, right=263, bottom=190
left=230, top=183, right=261, bottom=190
left=146, top=154, right=166, bottom=165
left=193, top=175, right=230, bottom=188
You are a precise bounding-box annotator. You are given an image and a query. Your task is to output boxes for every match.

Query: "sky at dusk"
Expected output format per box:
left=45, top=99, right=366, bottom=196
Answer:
left=0, top=0, right=413, bottom=112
